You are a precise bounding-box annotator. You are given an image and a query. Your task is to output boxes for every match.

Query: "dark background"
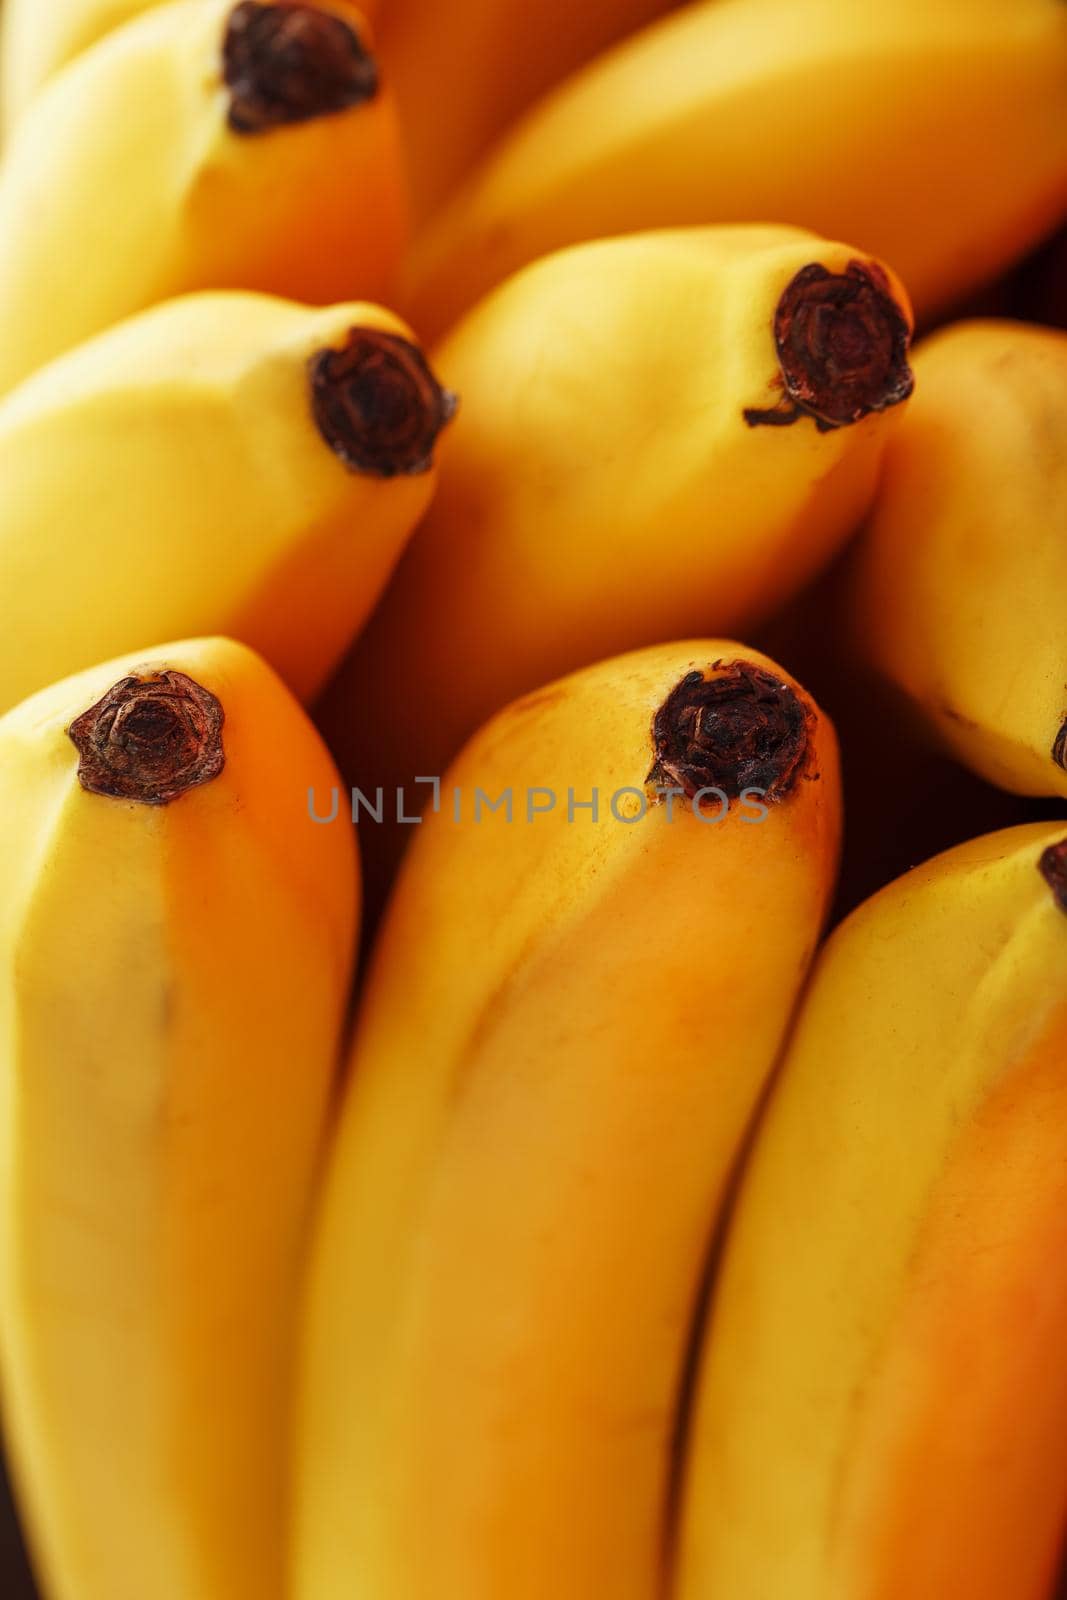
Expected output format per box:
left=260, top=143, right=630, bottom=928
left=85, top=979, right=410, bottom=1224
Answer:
left=1, top=1460, right=36, bottom=1597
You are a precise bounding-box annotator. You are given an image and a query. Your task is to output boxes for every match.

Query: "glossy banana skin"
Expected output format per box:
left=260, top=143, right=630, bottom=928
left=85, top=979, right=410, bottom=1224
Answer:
left=676, top=821, right=1067, bottom=1600
left=407, top=0, right=1067, bottom=339
left=844, top=319, right=1067, bottom=800
left=320, top=225, right=910, bottom=831
left=295, top=640, right=841, bottom=1600
left=0, top=291, right=443, bottom=714
left=0, top=0, right=407, bottom=393
left=0, top=636, right=359, bottom=1600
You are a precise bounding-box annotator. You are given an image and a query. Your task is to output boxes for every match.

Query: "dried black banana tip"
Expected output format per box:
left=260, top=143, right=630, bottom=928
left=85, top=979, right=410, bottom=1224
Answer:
left=648, top=661, right=813, bottom=804
left=68, top=672, right=226, bottom=806
left=746, top=260, right=914, bottom=432
left=1039, top=840, right=1067, bottom=914
left=224, top=1, right=379, bottom=134
left=310, top=328, right=458, bottom=477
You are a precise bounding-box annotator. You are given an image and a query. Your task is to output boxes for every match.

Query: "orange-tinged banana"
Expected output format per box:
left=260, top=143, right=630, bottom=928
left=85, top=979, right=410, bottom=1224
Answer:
left=407, top=0, right=1067, bottom=339
left=843, top=320, right=1067, bottom=800
left=377, top=0, right=677, bottom=222
left=295, top=641, right=842, bottom=1600
left=319, top=224, right=911, bottom=830
left=0, top=290, right=454, bottom=714
left=0, top=0, right=407, bottom=394
left=0, top=636, right=359, bottom=1600
left=676, top=821, right=1067, bottom=1600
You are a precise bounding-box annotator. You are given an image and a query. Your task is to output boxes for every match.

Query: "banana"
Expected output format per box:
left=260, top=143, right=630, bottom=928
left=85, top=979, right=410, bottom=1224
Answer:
left=0, top=289, right=454, bottom=715
left=0, top=635, right=359, bottom=1600
left=378, top=0, right=676, bottom=222
left=0, top=0, right=384, bottom=133
left=407, top=0, right=1067, bottom=339
left=0, top=0, right=407, bottom=394
left=319, top=225, right=911, bottom=834
left=675, top=820, right=1067, bottom=1600
left=1, top=1, right=160, bottom=133
left=843, top=320, right=1067, bottom=800
left=294, top=641, right=842, bottom=1600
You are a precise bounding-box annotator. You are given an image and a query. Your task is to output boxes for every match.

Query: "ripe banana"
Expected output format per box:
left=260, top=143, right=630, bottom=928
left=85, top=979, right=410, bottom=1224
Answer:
left=0, top=289, right=454, bottom=715
left=676, top=820, right=1067, bottom=1600
left=295, top=641, right=842, bottom=1600
left=407, top=0, right=1067, bottom=339
left=320, top=224, right=911, bottom=827
left=0, top=0, right=385, bottom=133
left=377, top=0, right=676, bottom=222
left=843, top=320, right=1067, bottom=800
left=0, top=0, right=407, bottom=394
left=0, top=635, right=359, bottom=1600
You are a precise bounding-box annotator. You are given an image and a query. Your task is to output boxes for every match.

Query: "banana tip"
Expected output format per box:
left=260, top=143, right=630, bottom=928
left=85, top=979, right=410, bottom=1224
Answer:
left=647, top=660, right=815, bottom=807
left=223, top=1, right=380, bottom=135
left=746, top=259, right=914, bottom=433
left=1039, top=840, right=1067, bottom=914
left=309, top=328, right=458, bottom=477
left=67, top=672, right=226, bottom=806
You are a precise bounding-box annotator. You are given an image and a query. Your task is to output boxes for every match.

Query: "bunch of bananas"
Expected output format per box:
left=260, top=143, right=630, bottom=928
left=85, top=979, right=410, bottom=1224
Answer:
left=0, top=2, right=1065, bottom=1598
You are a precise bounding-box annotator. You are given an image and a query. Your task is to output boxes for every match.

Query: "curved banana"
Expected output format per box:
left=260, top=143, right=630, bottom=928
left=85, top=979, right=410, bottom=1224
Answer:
left=378, top=0, right=676, bottom=221
left=676, top=820, right=1067, bottom=1600
left=320, top=225, right=910, bottom=827
left=0, top=289, right=454, bottom=714
left=0, top=0, right=407, bottom=394
left=407, top=0, right=1067, bottom=339
left=295, top=641, right=842, bottom=1600
left=843, top=320, right=1067, bottom=799
left=0, top=0, right=385, bottom=133
left=0, top=636, right=359, bottom=1600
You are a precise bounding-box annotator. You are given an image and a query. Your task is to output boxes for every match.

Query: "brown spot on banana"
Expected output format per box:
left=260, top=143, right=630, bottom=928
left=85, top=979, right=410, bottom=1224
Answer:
left=68, top=672, right=225, bottom=805
left=745, top=260, right=914, bottom=433
left=647, top=661, right=814, bottom=805
left=224, top=1, right=380, bottom=134
left=309, top=329, right=458, bottom=476
left=1053, top=718, right=1067, bottom=772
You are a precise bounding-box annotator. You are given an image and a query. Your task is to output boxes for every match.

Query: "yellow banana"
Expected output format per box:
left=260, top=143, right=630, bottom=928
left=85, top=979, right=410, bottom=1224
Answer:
left=320, top=225, right=911, bottom=829
left=1, top=0, right=160, bottom=133
left=0, top=0, right=384, bottom=133
left=676, top=820, right=1067, bottom=1600
left=0, top=0, right=407, bottom=394
left=0, top=289, right=454, bottom=715
left=295, top=640, right=842, bottom=1600
left=0, top=635, right=359, bottom=1600
left=407, top=0, right=1067, bottom=339
left=843, top=320, right=1067, bottom=800
left=378, top=0, right=676, bottom=222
